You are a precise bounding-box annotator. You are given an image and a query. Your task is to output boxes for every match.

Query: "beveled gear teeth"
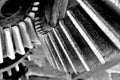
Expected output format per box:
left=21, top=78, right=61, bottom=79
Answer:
left=28, top=12, right=35, bottom=20
left=0, top=0, right=41, bottom=79
left=18, top=21, right=33, bottom=49
left=35, top=21, right=40, bottom=25
left=21, top=61, right=26, bottom=67
left=24, top=55, right=31, bottom=61
left=18, top=78, right=21, bottom=80
left=0, top=73, right=3, bottom=79
left=24, top=17, right=40, bottom=44
left=34, top=17, right=40, bottom=21
left=27, top=55, right=31, bottom=61
left=4, top=60, right=27, bottom=79
left=7, top=70, right=12, bottom=76
left=0, top=28, right=3, bottom=63
left=33, top=2, right=40, bottom=6
left=31, top=7, right=39, bottom=12
left=35, top=25, right=41, bottom=29
left=4, top=28, right=15, bottom=60
left=34, top=16, right=40, bottom=22
left=15, top=64, right=20, bottom=72
left=12, top=26, right=25, bottom=55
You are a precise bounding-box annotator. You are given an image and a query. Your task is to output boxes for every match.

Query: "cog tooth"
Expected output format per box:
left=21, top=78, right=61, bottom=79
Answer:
left=35, top=25, right=41, bottom=32
left=0, top=73, right=3, bottom=79
left=35, top=21, right=40, bottom=25
left=12, top=26, right=25, bottom=55
left=27, top=55, right=31, bottom=61
left=31, top=7, right=38, bottom=12
left=21, top=61, right=26, bottom=66
left=35, top=25, right=41, bottom=29
left=34, top=17, right=40, bottom=21
left=33, top=2, right=40, bottom=6
left=7, top=70, right=12, bottom=76
left=15, top=64, right=20, bottom=72
left=24, top=17, right=40, bottom=44
left=18, top=22, right=33, bottom=49
left=0, top=28, right=3, bottom=63
left=28, top=12, right=35, bottom=19
left=4, top=28, right=15, bottom=60
left=18, top=78, right=21, bottom=80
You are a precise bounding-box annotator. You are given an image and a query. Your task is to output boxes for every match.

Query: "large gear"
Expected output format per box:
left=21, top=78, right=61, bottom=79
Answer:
left=0, top=0, right=40, bottom=79
left=1, top=0, right=120, bottom=80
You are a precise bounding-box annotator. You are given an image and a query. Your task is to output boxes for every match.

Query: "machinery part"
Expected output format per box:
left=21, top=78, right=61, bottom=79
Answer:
left=35, top=0, right=120, bottom=80
left=1, top=0, right=120, bottom=80
left=0, top=0, right=40, bottom=79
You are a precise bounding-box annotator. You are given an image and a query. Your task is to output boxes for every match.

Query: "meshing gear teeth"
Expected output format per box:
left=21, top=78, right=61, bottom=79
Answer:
left=34, top=0, right=120, bottom=80
left=12, top=25, right=25, bottom=55
left=1, top=0, right=120, bottom=80
left=0, top=0, right=40, bottom=79
left=4, top=28, right=15, bottom=60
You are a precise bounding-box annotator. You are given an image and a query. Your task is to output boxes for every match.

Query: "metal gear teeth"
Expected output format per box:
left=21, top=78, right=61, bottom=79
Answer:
left=0, top=0, right=41, bottom=80
left=31, top=7, right=39, bottom=12
left=5, top=61, right=27, bottom=79
left=28, top=12, right=36, bottom=20
left=4, top=28, right=16, bottom=60
left=15, top=64, right=20, bottom=72
left=31, top=1, right=52, bottom=35
left=27, top=1, right=44, bottom=40
left=18, top=21, right=33, bottom=49
left=0, top=16, right=39, bottom=62
left=34, top=17, right=40, bottom=21
left=34, top=17, right=50, bottom=35
left=30, top=1, right=40, bottom=13
left=34, top=20, right=41, bottom=26
left=0, top=54, right=27, bottom=79
left=26, top=55, right=31, bottom=61
left=0, top=61, right=23, bottom=79
left=24, top=55, right=31, bottom=61
left=12, top=25, right=25, bottom=55
left=7, top=69, right=12, bottom=77
left=32, top=1, right=40, bottom=12
left=28, top=2, right=40, bottom=20
left=0, top=28, right=3, bottom=64
left=24, top=17, right=40, bottom=43
left=18, top=78, right=21, bottom=80
left=0, top=73, right=3, bottom=79
left=33, top=1, right=40, bottom=6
